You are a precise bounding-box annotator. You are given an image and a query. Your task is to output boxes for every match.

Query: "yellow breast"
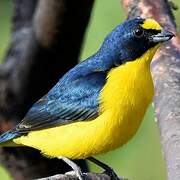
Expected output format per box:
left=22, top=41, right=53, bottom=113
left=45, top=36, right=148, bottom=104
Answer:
left=14, top=46, right=158, bottom=159
left=99, top=47, right=157, bottom=150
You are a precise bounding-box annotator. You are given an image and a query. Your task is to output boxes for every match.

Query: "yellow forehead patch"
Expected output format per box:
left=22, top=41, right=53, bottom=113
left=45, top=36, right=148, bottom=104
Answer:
left=141, top=19, right=162, bottom=31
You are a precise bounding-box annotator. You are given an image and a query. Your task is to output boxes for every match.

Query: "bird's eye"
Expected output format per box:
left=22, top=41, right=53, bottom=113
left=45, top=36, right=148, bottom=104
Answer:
left=133, top=28, right=144, bottom=38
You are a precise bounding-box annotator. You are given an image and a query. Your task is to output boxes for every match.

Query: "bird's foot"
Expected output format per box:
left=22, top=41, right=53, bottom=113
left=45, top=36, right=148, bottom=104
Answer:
left=103, top=167, right=127, bottom=180
left=59, top=157, right=85, bottom=180
left=87, top=157, right=127, bottom=180
left=66, top=170, right=85, bottom=180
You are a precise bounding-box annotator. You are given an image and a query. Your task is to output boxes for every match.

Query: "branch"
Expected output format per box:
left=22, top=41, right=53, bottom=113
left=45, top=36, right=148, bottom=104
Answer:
left=36, top=172, right=111, bottom=180
left=122, top=0, right=180, bottom=180
left=35, top=172, right=127, bottom=180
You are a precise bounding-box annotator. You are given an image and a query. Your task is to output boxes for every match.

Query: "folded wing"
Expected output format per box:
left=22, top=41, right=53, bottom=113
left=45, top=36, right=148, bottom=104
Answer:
left=16, top=71, right=106, bottom=132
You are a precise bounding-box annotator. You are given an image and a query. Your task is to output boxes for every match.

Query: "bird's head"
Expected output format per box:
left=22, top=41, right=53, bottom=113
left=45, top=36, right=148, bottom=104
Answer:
left=100, top=17, right=174, bottom=65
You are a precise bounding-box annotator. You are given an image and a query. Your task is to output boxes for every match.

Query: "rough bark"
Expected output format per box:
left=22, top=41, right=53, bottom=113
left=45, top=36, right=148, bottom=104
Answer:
left=122, top=0, right=180, bottom=180
left=0, top=0, right=95, bottom=179
left=35, top=172, right=126, bottom=180
left=36, top=173, right=113, bottom=180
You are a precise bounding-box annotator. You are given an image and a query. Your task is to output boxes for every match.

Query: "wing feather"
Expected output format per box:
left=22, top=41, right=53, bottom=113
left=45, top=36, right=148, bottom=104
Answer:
left=16, top=71, right=106, bottom=132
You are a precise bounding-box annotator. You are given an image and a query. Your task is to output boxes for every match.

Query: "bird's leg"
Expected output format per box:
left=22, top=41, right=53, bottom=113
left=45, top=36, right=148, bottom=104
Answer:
left=59, top=157, right=84, bottom=180
left=87, top=157, right=124, bottom=180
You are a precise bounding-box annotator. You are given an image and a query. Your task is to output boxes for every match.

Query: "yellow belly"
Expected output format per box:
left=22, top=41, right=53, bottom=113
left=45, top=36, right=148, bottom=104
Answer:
left=14, top=48, right=156, bottom=159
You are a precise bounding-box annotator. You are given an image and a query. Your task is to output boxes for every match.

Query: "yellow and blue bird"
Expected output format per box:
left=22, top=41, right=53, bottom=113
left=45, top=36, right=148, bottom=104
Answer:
left=0, top=17, right=174, bottom=180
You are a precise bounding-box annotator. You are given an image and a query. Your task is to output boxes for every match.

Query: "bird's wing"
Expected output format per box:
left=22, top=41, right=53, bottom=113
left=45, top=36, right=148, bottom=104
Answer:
left=16, top=71, right=106, bottom=132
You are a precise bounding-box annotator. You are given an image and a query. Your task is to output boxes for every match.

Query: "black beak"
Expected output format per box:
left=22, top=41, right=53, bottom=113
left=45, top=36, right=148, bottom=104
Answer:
left=150, top=30, right=174, bottom=43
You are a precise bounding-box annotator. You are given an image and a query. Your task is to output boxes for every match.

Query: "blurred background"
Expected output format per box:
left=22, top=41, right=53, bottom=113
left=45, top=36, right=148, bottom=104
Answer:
left=0, top=0, right=179, bottom=179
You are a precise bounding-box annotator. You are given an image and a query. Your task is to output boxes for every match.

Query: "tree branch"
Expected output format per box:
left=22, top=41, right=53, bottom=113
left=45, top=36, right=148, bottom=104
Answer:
left=35, top=172, right=127, bottom=180
left=36, top=172, right=111, bottom=180
left=122, top=0, right=180, bottom=179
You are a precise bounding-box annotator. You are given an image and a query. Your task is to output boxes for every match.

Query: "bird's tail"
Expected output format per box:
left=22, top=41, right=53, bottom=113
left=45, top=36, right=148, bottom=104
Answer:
left=0, top=129, right=21, bottom=147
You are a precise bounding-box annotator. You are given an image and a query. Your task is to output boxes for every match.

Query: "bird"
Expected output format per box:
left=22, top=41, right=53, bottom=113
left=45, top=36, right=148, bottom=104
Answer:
left=0, top=17, right=174, bottom=180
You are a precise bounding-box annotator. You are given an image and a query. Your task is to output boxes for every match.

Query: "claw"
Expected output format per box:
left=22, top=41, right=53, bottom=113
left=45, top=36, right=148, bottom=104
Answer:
left=59, top=157, right=85, bottom=180
left=103, top=168, right=121, bottom=180
left=65, top=170, right=85, bottom=180
left=103, top=169, right=128, bottom=180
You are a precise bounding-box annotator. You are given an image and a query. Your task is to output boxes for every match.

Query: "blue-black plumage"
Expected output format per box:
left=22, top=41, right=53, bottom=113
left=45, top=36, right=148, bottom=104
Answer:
left=0, top=17, right=173, bottom=144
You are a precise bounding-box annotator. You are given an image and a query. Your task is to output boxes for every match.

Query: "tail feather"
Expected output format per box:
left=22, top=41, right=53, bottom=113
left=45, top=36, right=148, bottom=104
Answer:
left=0, top=129, right=20, bottom=144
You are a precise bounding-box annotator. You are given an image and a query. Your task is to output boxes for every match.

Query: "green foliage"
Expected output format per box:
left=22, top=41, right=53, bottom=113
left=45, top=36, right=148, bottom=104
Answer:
left=0, top=165, right=11, bottom=180
left=0, top=0, right=12, bottom=62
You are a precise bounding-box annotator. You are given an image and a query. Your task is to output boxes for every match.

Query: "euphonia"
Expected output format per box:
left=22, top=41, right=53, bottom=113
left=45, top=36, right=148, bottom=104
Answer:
left=0, top=17, right=174, bottom=180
